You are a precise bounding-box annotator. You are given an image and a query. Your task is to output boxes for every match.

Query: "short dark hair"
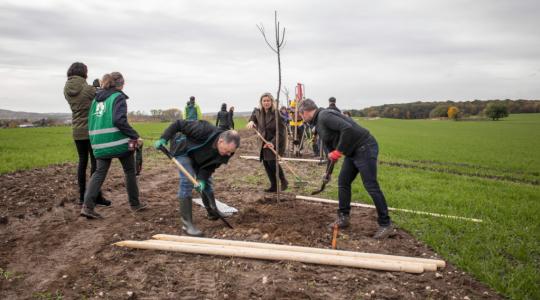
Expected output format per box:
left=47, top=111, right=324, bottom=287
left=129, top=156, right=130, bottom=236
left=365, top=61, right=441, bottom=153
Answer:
left=67, top=62, right=88, bottom=78
left=329, top=97, right=336, bottom=103
left=190, top=96, right=195, bottom=101
left=219, top=130, right=240, bottom=148
left=298, top=98, right=318, bottom=113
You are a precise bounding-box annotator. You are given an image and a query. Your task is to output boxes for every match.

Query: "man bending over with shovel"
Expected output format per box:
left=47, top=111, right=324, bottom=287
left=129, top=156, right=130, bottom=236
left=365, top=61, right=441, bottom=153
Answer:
left=298, top=99, right=394, bottom=239
left=154, top=120, right=240, bottom=236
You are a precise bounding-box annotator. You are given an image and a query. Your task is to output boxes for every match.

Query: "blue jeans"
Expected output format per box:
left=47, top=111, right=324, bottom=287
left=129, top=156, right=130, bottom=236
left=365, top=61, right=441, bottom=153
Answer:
left=175, top=155, right=213, bottom=200
left=337, top=136, right=391, bottom=226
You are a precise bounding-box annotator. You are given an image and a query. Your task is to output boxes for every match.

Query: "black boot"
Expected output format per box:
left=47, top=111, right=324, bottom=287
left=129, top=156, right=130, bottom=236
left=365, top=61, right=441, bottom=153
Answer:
left=279, top=166, right=288, bottom=191
left=203, top=191, right=228, bottom=221
left=80, top=205, right=103, bottom=219
left=180, top=197, right=203, bottom=237
left=373, top=223, right=395, bottom=239
left=263, top=161, right=277, bottom=192
left=280, top=178, right=288, bottom=191
left=328, top=211, right=350, bottom=229
left=95, top=192, right=111, bottom=207
left=200, top=192, right=216, bottom=220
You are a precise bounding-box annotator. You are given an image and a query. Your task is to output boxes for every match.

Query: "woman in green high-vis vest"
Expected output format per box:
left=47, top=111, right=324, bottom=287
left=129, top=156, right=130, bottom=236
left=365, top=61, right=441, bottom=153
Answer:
left=81, top=72, right=147, bottom=219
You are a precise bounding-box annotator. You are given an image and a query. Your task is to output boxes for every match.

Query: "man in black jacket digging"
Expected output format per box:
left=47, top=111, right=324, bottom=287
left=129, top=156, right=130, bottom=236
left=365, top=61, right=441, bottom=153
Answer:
left=154, top=120, right=240, bottom=236
left=298, top=99, right=394, bottom=239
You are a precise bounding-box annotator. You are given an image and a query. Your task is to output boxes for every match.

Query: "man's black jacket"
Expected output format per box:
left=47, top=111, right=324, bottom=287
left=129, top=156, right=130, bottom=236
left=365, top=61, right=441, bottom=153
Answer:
left=160, top=120, right=233, bottom=181
left=311, top=108, right=370, bottom=156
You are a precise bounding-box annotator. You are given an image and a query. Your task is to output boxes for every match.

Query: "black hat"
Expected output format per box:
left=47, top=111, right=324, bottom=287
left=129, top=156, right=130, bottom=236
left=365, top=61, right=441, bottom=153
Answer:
left=329, top=97, right=336, bottom=103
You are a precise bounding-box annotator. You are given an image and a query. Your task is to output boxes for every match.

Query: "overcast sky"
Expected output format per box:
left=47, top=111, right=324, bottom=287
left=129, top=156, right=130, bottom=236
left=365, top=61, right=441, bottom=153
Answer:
left=0, top=0, right=539, bottom=113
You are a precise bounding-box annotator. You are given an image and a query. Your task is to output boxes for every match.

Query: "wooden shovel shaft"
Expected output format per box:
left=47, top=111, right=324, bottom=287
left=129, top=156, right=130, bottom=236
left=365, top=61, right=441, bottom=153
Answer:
left=170, top=155, right=198, bottom=185
left=158, top=145, right=198, bottom=185
left=253, top=130, right=302, bottom=179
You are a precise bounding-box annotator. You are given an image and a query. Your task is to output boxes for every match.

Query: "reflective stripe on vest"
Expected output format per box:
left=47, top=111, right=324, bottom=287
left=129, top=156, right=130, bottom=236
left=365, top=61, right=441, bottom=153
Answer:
left=88, top=127, right=121, bottom=135
left=91, top=138, right=130, bottom=150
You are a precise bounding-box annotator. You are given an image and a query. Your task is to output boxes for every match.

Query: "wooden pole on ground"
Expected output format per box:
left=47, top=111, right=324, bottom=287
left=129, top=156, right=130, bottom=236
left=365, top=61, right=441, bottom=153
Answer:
left=240, top=155, right=324, bottom=163
left=152, top=234, right=443, bottom=270
left=115, top=240, right=425, bottom=273
left=296, top=195, right=483, bottom=223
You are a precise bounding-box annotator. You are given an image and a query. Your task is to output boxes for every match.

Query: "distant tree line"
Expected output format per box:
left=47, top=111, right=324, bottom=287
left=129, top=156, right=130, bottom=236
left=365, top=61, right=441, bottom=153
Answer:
left=347, top=99, right=540, bottom=119
left=128, top=108, right=182, bottom=122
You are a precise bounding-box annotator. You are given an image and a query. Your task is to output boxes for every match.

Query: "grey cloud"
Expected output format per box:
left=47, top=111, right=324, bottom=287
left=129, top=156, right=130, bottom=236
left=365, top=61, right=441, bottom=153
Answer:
left=0, top=0, right=539, bottom=113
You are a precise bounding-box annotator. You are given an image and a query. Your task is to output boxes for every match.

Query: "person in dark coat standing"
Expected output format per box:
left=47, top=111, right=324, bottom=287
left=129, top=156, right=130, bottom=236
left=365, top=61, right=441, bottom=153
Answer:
left=229, top=106, right=235, bottom=129
left=216, top=103, right=231, bottom=130
left=63, top=62, right=110, bottom=207
left=247, top=93, right=288, bottom=192
left=328, top=97, right=341, bottom=113
left=299, top=98, right=394, bottom=239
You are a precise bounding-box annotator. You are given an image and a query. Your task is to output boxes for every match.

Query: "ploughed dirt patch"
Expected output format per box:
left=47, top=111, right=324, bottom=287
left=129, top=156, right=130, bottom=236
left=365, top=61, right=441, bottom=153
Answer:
left=0, top=130, right=501, bottom=299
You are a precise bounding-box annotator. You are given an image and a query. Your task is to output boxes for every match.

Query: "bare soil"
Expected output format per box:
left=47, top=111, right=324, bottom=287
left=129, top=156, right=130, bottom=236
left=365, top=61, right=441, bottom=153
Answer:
left=0, top=130, right=503, bottom=299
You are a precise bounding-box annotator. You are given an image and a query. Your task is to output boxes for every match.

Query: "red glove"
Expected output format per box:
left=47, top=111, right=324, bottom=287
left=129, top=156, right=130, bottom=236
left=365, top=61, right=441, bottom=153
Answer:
left=328, top=150, right=342, bottom=162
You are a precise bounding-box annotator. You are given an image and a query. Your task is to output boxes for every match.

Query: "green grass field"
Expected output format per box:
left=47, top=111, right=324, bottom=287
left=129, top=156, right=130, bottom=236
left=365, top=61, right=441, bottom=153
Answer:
left=0, top=117, right=248, bottom=174
left=320, top=114, right=540, bottom=300
left=0, top=114, right=538, bottom=299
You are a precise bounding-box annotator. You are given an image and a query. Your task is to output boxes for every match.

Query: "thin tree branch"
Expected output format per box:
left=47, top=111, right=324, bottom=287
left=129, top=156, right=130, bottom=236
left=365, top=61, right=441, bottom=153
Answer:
left=257, top=24, right=278, bottom=53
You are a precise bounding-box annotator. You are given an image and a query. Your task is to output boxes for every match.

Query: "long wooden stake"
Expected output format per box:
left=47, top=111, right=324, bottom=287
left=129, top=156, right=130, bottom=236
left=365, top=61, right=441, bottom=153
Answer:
left=296, top=195, right=483, bottom=223
left=240, top=155, right=323, bottom=163
left=152, top=234, right=443, bottom=270
left=115, top=240, right=425, bottom=273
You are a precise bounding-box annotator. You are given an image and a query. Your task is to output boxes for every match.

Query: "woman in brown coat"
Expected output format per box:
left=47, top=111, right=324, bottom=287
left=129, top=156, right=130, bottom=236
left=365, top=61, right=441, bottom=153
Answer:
left=247, top=93, right=288, bottom=192
left=64, top=62, right=109, bottom=206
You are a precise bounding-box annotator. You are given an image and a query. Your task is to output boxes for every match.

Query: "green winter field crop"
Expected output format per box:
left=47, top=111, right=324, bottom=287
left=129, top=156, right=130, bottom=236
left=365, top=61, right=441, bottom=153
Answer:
left=0, top=117, right=248, bottom=174
left=321, top=113, right=540, bottom=299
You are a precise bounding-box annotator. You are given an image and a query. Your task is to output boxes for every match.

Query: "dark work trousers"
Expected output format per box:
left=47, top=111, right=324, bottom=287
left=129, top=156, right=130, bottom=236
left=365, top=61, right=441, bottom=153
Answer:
left=74, top=139, right=102, bottom=203
left=262, top=160, right=286, bottom=187
left=83, top=152, right=140, bottom=209
left=337, top=135, right=391, bottom=226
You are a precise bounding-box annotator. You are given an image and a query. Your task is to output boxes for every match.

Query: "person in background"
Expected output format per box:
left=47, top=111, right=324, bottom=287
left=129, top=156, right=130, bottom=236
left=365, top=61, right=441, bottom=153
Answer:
left=216, top=103, right=231, bottom=130
left=328, top=97, right=341, bottom=113
left=279, top=106, right=291, bottom=123
left=247, top=93, right=288, bottom=192
left=81, top=72, right=147, bottom=219
left=229, top=106, right=235, bottom=129
left=343, top=111, right=352, bottom=118
left=63, top=62, right=110, bottom=207
left=184, top=96, right=202, bottom=121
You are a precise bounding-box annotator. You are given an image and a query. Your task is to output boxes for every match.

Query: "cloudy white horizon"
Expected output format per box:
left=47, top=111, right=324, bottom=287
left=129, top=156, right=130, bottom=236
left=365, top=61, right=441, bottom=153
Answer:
left=0, top=0, right=539, bottom=114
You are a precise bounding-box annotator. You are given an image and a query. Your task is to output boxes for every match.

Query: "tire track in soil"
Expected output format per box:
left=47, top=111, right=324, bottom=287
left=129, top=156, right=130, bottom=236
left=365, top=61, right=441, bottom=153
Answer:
left=380, top=160, right=539, bottom=185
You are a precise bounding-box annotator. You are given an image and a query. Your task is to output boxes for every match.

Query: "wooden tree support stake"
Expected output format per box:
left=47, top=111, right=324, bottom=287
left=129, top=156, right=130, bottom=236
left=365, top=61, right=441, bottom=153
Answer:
left=151, top=234, right=444, bottom=270
left=115, top=239, right=426, bottom=274
left=296, top=195, right=483, bottom=223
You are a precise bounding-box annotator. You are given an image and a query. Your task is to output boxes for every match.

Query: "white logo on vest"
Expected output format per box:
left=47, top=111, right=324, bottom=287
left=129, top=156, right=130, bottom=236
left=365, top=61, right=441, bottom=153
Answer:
left=94, top=102, right=106, bottom=117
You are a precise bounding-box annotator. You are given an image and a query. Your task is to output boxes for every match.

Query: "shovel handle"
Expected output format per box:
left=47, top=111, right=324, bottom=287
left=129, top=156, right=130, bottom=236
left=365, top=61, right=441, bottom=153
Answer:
left=253, top=130, right=302, bottom=179
left=158, top=146, right=198, bottom=185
